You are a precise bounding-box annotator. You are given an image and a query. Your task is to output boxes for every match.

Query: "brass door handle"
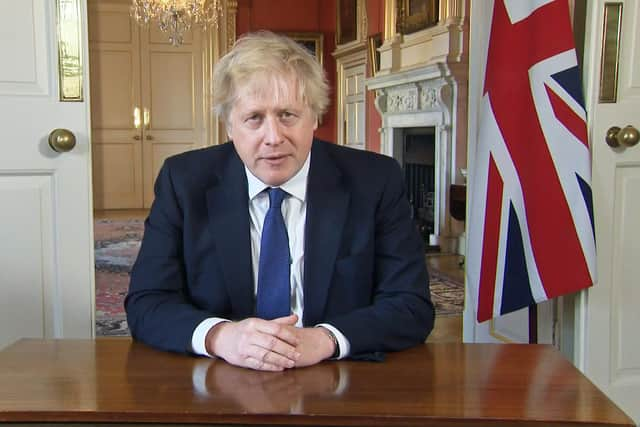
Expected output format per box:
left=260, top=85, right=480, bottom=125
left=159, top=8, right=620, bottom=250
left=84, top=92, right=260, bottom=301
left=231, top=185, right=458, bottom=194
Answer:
left=133, top=135, right=141, bottom=140
left=606, top=125, right=640, bottom=147
left=145, top=134, right=154, bottom=140
left=48, top=128, right=76, bottom=152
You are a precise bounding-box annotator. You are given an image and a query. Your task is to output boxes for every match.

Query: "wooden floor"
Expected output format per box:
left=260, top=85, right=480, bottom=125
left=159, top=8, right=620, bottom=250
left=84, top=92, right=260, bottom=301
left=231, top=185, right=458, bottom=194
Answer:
left=426, top=253, right=464, bottom=343
left=94, top=209, right=464, bottom=343
left=426, top=253, right=465, bottom=283
left=429, top=315, right=462, bottom=343
left=94, top=209, right=148, bottom=220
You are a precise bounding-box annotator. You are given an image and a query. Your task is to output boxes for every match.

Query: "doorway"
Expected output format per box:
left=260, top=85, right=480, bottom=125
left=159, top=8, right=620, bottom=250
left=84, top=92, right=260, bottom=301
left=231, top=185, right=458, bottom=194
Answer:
left=88, top=0, right=211, bottom=336
left=88, top=0, right=207, bottom=210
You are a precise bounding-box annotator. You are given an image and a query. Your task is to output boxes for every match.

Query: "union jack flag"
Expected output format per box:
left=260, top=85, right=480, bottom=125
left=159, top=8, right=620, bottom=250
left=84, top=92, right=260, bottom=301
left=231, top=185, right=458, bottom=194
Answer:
left=467, top=0, right=596, bottom=322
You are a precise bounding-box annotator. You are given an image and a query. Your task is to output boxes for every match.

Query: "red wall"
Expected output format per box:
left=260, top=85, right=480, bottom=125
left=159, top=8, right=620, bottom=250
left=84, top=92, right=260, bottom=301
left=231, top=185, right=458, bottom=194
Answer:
left=365, top=0, right=384, bottom=153
left=236, top=0, right=337, bottom=143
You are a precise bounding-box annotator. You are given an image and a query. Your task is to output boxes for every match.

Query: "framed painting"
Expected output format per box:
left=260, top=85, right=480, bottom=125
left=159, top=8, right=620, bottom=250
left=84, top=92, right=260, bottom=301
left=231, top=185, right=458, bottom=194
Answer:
left=283, top=32, right=324, bottom=66
left=368, top=33, right=382, bottom=76
left=337, top=0, right=357, bottom=45
left=397, top=0, right=439, bottom=34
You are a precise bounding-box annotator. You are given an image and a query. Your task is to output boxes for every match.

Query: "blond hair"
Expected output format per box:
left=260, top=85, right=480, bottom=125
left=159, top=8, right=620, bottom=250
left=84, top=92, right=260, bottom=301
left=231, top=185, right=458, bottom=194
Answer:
left=212, top=31, right=329, bottom=123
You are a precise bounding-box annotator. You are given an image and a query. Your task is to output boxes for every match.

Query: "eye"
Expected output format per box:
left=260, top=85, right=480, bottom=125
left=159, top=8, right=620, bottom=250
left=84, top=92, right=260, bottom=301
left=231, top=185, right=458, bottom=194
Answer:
left=279, top=111, right=298, bottom=125
left=244, top=114, right=263, bottom=128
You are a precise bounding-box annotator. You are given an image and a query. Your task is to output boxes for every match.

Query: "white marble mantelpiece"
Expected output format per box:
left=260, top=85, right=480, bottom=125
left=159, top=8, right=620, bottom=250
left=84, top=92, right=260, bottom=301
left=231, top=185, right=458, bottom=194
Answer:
left=366, top=63, right=459, bottom=252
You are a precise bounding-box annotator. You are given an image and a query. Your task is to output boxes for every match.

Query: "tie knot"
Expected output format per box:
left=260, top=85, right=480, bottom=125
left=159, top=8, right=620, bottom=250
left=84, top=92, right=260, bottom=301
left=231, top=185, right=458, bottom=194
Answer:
left=267, top=187, right=287, bottom=209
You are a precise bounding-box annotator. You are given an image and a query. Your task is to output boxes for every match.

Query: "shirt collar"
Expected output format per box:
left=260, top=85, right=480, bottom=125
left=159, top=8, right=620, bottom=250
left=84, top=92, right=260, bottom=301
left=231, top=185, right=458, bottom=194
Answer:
left=246, top=152, right=310, bottom=202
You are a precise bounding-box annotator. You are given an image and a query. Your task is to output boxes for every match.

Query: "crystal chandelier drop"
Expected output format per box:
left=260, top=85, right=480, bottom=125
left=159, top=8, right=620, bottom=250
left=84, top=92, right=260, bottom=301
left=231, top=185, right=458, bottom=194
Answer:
left=131, top=0, right=222, bottom=47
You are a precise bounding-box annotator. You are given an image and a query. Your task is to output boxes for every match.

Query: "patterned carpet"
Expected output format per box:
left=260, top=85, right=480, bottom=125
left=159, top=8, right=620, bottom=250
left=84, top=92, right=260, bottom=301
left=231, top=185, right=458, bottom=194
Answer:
left=94, top=219, right=143, bottom=336
left=429, top=270, right=465, bottom=317
left=94, top=219, right=464, bottom=336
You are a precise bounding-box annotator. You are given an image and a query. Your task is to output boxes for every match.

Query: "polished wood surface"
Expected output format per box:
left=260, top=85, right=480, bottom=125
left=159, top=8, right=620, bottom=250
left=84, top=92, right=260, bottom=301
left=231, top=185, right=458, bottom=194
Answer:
left=0, top=339, right=633, bottom=426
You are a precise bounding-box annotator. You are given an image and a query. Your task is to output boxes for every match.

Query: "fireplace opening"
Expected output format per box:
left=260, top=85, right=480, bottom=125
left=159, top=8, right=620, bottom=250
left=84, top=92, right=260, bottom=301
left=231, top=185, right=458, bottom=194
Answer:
left=399, top=127, right=438, bottom=252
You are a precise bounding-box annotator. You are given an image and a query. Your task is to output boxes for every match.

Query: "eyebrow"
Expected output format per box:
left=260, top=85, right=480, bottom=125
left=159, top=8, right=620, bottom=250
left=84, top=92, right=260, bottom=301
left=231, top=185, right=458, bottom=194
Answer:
left=240, top=105, right=303, bottom=116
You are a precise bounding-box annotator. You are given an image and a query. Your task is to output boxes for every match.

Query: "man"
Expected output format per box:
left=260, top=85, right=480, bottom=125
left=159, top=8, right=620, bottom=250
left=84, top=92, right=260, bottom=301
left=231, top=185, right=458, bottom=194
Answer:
left=125, top=31, right=434, bottom=371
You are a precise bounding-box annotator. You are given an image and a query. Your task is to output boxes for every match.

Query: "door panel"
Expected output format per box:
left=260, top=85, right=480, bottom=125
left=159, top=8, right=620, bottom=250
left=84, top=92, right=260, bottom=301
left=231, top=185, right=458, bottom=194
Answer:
left=581, top=0, right=640, bottom=423
left=141, top=28, right=204, bottom=208
left=148, top=52, right=197, bottom=129
left=92, top=143, right=143, bottom=207
left=88, top=7, right=132, bottom=43
left=90, top=51, right=137, bottom=128
left=336, top=48, right=367, bottom=150
left=0, top=1, right=48, bottom=95
left=611, top=169, right=640, bottom=372
left=0, top=175, right=53, bottom=346
left=344, top=63, right=366, bottom=149
left=89, top=2, right=143, bottom=209
left=0, top=0, right=93, bottom=350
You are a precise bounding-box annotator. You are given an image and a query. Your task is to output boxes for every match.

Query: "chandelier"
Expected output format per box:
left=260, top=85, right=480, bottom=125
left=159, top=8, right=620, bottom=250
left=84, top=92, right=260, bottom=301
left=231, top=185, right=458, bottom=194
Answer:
left=131, top=0, right=222, bottom=47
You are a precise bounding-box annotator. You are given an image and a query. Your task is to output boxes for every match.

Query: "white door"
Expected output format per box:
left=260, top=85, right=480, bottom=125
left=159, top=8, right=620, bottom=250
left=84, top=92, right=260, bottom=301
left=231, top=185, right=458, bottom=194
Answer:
left=0, top=0, right=94, bottom=350
left=578, top=0, right=640, bottom=423
left=335, top=47, right=367, bottom=150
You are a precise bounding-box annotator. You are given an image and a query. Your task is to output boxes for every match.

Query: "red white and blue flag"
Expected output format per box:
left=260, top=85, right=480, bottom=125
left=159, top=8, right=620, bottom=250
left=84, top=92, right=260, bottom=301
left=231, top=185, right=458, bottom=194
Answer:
left=467, top=0, right=596, bottom=322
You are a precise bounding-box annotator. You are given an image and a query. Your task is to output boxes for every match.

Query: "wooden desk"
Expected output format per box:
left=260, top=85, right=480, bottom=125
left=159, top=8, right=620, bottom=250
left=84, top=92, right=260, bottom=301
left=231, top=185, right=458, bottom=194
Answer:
left=0, top=339, right=633, bottom=426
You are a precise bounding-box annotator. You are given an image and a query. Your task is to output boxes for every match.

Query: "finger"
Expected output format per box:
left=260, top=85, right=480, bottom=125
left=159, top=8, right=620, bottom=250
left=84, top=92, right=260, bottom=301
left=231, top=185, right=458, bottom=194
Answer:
left=246, top=355, right=287, bottom=372
left=255, top=321, right=300, bottom=347
left=263, top=346, right=298, bottom=369
left=250, top=334, right=299, bottom=364
left=273, top=314, right=298, bottom=325
left=253, top=348, right=296, bottom=370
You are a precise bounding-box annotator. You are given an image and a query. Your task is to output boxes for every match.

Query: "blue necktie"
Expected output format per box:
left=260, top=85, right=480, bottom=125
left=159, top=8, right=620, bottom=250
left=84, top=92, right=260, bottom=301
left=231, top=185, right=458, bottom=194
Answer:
left=256, top=188, right=291, bottom=320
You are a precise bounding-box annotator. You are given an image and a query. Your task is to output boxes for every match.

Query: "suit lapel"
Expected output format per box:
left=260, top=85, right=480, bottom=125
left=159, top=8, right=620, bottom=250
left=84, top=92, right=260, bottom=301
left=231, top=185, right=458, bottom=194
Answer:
left=205, top=149, right=254, bottom=319
left=303, top=141, right=349, bottom=325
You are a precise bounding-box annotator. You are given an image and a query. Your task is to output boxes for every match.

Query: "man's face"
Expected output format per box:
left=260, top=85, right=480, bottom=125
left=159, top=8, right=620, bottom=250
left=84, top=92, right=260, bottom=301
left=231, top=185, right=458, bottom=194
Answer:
left=227, top=76, right=317, bottom=187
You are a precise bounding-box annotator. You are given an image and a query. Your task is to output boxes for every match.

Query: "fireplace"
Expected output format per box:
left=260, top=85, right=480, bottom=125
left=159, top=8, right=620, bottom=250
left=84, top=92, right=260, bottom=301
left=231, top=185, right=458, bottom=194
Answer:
left=363, top=0, right=469, bottom=253
left=367, top=64, right=466, bottom=253
left=399, top=127, right=437, bottom=249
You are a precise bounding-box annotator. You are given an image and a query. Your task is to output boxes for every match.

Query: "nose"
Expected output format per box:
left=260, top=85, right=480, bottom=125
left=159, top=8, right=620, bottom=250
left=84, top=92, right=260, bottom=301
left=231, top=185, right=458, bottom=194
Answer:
left=263, top=115, right=284, bottom=145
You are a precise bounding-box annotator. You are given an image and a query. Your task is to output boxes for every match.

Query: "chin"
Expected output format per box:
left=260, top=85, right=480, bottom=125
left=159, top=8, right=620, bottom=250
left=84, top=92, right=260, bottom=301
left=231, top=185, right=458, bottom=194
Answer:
left=257, top=173, right=287, bottom=187
left=258, top=167, right=296, bottom=187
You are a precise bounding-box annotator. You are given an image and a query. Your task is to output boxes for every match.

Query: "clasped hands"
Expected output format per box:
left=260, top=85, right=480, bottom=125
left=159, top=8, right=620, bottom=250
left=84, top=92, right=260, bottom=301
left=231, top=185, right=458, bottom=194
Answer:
left=205, top=314, right=336, bottom=371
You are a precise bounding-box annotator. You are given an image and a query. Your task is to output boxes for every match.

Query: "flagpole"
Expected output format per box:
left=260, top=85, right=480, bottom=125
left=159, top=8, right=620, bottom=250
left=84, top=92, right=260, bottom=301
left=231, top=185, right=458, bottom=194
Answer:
left=528, top=304, right=538, bottom=344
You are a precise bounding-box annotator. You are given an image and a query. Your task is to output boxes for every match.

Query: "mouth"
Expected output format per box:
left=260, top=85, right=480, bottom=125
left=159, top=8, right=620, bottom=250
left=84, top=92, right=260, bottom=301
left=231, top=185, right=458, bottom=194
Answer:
left=260, top=154, right=290, bottom=164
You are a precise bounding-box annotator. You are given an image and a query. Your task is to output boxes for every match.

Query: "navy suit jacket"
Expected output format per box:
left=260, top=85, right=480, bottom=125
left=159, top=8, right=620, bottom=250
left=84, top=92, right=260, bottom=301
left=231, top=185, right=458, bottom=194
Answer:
left=125, top=139, right=435, bottom=357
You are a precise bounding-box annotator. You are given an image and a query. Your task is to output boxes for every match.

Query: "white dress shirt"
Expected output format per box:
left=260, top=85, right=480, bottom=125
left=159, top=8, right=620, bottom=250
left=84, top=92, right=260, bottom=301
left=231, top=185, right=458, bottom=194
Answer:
left=191, top=153, right=350, bottom=358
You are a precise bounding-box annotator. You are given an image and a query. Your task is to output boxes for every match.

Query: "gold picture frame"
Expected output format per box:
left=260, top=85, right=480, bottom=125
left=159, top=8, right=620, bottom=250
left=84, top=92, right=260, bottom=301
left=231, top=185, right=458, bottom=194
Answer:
left=368, top=33, right=383, bottom=76
left=283, top=32, right=324, bottom=66
left=397, top=0, right=439, bottom=35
